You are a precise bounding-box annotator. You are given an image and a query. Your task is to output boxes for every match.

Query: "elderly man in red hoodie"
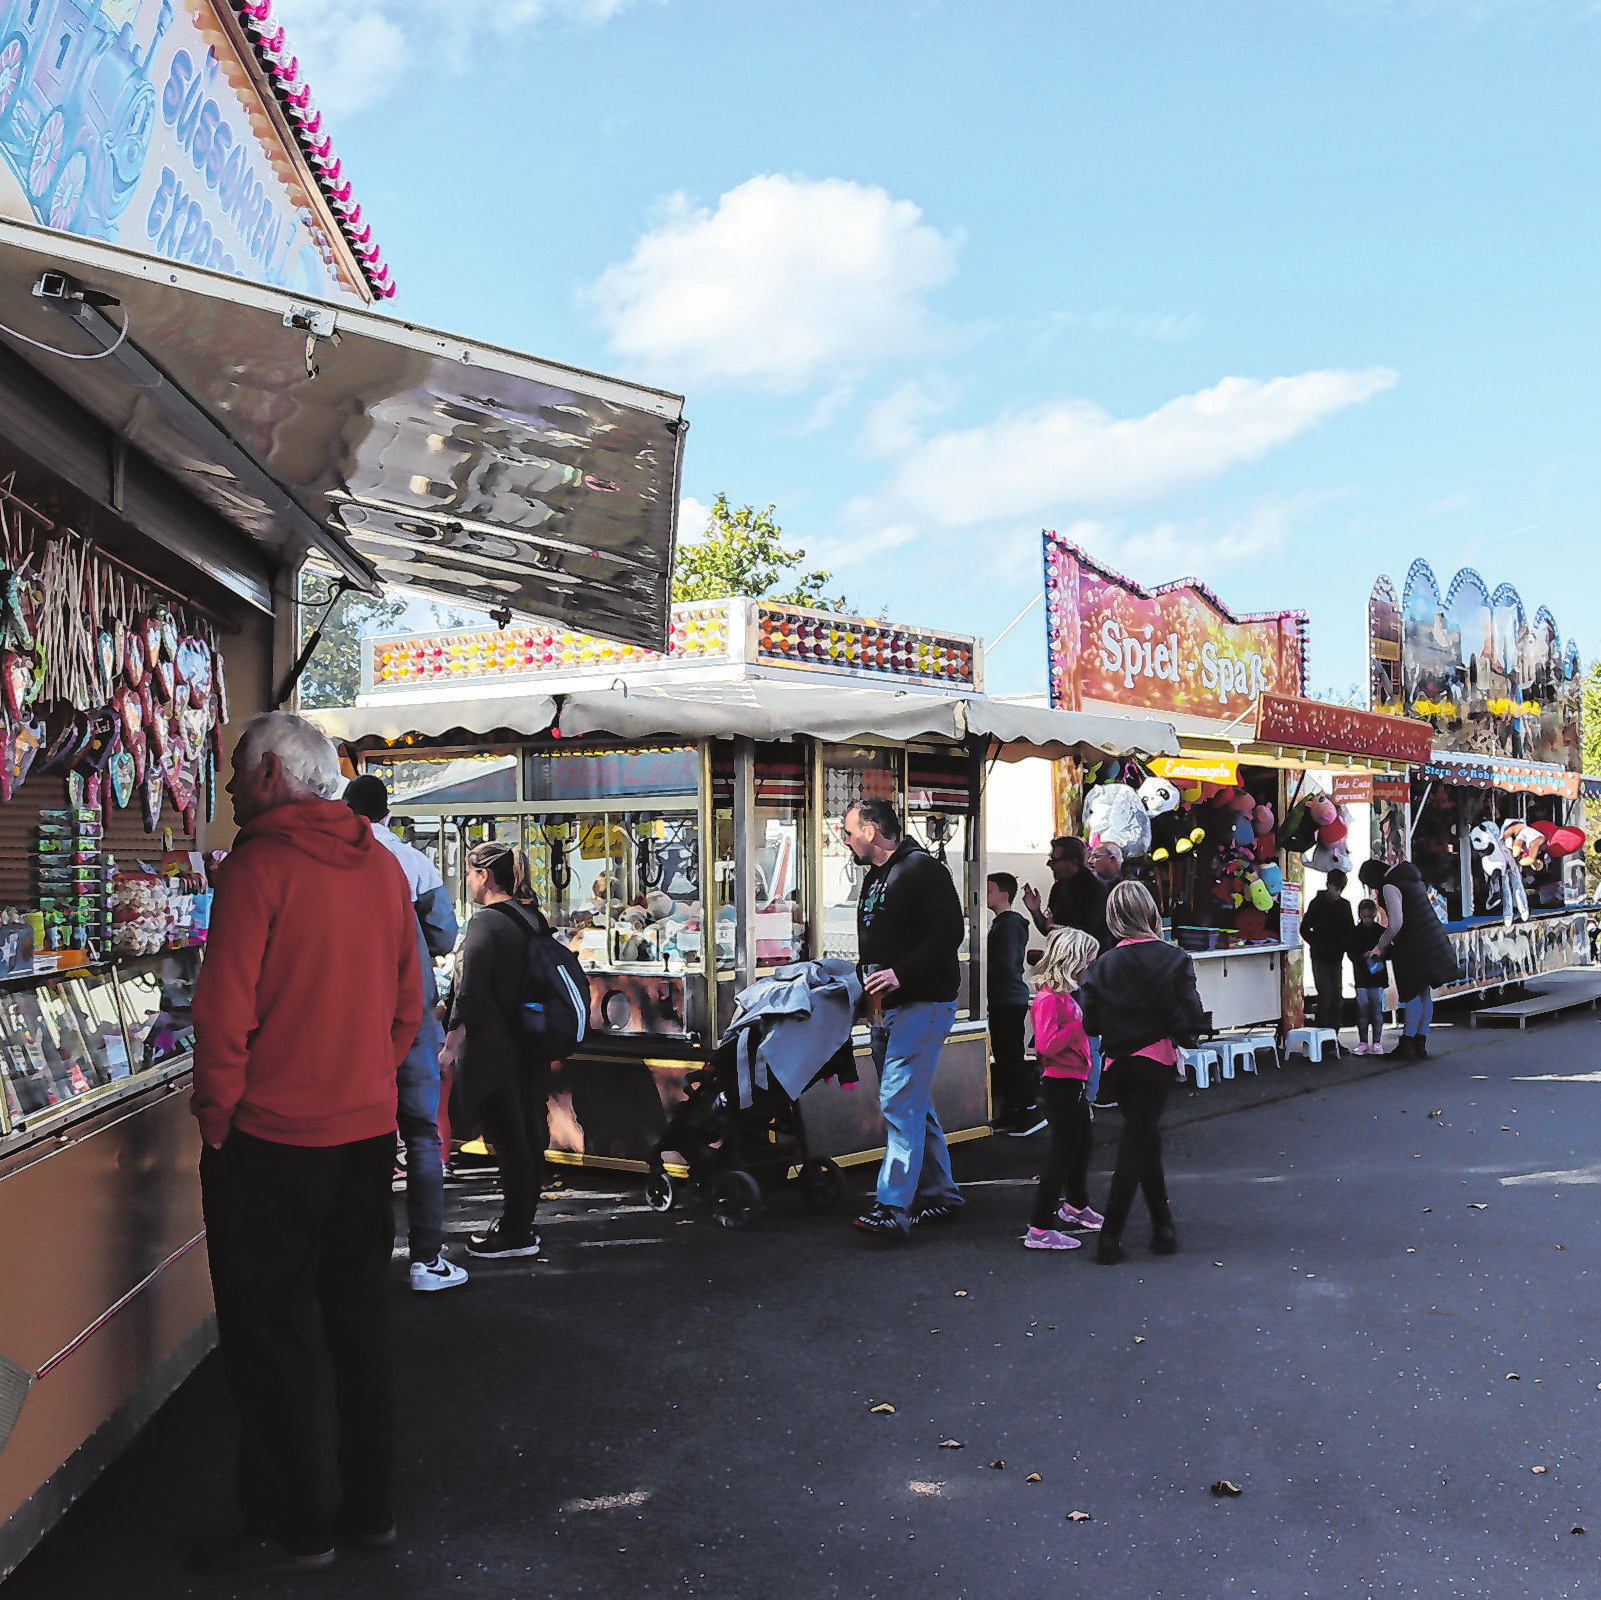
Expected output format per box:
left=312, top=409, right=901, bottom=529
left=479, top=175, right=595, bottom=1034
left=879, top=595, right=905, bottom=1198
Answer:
left=191, top=711, right=420, bottom=1576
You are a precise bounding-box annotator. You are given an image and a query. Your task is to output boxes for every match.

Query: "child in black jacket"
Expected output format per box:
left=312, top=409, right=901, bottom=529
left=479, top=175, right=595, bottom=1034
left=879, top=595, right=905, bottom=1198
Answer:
left=1078, top=881, right=1205, bottom=1266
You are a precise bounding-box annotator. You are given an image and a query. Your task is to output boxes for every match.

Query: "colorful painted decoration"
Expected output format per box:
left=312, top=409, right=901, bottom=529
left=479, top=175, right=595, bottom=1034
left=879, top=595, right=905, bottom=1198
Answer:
left=124, top=630, right=146, bottom=688
left=140, top=768, right=162, bottom=833
left=109, top=748, right=136, bottom=809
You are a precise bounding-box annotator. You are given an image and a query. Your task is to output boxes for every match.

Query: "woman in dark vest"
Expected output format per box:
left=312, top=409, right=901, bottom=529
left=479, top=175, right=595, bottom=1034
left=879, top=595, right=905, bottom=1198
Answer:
left=1357, top=857, right=1460, bottom=1058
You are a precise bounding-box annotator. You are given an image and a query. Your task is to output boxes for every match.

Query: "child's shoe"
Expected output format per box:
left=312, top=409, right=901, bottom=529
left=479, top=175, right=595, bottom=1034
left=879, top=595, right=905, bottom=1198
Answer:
left=1057, top=1202, right=1105, bottom=1232
left=1024, top=1227, right=1082, bottom=1251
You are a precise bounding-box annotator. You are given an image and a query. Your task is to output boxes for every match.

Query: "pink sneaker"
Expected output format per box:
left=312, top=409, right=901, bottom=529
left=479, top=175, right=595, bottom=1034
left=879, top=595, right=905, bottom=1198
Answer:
left=1025, top=1227, right=1082, bottom=1251
left=1057, top=1203, right=1105, bottom=1232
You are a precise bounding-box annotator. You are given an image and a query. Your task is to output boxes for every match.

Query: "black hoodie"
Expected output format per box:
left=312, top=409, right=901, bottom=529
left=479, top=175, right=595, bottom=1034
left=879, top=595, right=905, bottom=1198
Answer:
left=857, top=837, right=965, bottom=1006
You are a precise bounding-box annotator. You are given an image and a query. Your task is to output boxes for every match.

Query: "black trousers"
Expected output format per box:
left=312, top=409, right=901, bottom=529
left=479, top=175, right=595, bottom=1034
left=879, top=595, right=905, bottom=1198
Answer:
left=477, top=1061, right=551, bottom=1237
left=1099, top=1056, right=1174, bottom=1242
left=1311, top=956, right=1345, bottom=1033
left=1030, top=1075, right=1093, bottom=1228
left=988, top=1003, right=1032, bottom=1118
left=200, top=1130, right=395, bottom=1552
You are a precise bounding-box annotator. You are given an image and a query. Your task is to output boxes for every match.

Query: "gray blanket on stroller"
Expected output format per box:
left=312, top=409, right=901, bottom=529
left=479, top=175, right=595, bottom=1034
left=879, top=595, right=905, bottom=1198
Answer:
left=729, top=959, right=864, bottom=1106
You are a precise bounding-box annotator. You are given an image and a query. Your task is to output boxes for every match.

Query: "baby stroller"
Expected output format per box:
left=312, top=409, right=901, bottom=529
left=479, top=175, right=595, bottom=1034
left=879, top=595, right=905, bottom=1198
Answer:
left=643, top=960, right=861, bottom=1229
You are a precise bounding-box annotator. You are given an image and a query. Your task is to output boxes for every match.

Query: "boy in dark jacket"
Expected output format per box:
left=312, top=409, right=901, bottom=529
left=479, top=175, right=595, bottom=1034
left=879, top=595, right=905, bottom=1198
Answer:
left=985, top=872, right=1041, bottom=1135
left=843, top=798, right=967, bottom=1241
left=1300, top=868, right=1354, bottom=1039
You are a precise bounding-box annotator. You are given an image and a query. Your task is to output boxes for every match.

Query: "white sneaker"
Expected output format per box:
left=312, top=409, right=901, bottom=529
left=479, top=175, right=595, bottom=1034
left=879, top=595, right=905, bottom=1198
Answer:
left=410, top=1253, right=469, bottom=1292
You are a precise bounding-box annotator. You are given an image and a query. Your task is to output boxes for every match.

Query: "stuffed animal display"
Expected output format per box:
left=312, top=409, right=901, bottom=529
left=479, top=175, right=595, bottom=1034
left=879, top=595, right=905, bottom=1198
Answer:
left=1084, top=781, right=1152, bottom=858
left=1469, top=820, right=1529, bottom=926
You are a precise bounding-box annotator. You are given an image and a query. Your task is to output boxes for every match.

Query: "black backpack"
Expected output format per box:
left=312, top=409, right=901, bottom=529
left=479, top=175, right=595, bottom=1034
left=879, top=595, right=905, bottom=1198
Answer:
left=488, top=901, right=591, bottom=1062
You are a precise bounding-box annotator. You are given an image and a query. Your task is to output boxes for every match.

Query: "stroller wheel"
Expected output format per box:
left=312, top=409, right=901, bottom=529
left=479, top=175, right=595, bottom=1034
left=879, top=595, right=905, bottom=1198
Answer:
left=797, top=1158, right=845, bottom=1215
left=711, top=1170, right=762, bottom=1230
left=645, top=1169, right=675, bottom=1213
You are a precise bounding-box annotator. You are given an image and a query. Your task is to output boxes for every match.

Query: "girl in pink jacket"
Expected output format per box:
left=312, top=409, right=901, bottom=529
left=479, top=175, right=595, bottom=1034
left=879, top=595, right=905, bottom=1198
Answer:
left=1024, top=927, right=1105, bottom=1250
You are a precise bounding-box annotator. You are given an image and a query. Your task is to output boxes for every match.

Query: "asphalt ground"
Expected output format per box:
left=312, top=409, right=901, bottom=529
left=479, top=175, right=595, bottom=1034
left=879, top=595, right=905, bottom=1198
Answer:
left=10, top=1004, right=1601, bottom=1599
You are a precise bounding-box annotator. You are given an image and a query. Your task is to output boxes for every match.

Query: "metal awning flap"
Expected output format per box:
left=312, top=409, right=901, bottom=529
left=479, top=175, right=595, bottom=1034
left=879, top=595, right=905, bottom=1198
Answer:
left=0, top=219, right=684, bottom=645
left=307, top=681, right=1181, bottom=762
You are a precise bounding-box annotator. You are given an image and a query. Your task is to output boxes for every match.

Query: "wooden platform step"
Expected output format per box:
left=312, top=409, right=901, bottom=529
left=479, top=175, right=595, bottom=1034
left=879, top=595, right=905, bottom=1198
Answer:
left=1470, top=979, right=1601, bottom=1030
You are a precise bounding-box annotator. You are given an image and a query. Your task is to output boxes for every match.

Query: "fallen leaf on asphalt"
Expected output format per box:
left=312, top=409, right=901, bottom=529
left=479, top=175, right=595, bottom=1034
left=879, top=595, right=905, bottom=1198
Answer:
left=1468, top=1203, right=1489, bottom=1210
left=938, top=1439, right=964, bottom=1449
left=1429, top=1109, right=1443, bottom=1118
left=1422, top=1207, right=1432, bottom=1213
left=1047, top=1324, right=1057, bottom=1330
left=1213, top=1260, right=1225, bottom=1267
left=677, top=1220, right=693, bottom=1226
left=929, top=1328, right=941, bottom=1334
left=1557, top=1245, right=1566, bottom=1251
left=1506, top=1373, right=1521, bottom=1380
left=1532, top=1465, right=1548, bottom=1474
left=870, top=1403, right=896, bottom=1414
left=987, top=1460, right=1005, bottom=1470
left=1065, top=1510, right=1092, bottom=1522
left=1026, top=1473, right=1042, bottom=1483
left=1134, top=1336, right=1147, bottom=1344
left=1572, top=1526, right=1586, bottom=1535
left=1210, top=1481, right=1244, bottom=1498
left=1406, top=1248, right=1417, bottom=1253
left=954, top=1290, right=969, bottom=1298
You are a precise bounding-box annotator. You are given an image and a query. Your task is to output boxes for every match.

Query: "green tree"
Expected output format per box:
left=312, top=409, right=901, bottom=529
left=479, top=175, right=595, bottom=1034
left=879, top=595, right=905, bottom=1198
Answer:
left=297, top=570, right=407, bottom=709
left=673, top=493, right=851, bottom=613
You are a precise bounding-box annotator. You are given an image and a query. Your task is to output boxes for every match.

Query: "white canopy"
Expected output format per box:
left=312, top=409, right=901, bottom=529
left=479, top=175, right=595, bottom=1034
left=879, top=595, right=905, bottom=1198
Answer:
left=308, top=679, right=1179, bottom=763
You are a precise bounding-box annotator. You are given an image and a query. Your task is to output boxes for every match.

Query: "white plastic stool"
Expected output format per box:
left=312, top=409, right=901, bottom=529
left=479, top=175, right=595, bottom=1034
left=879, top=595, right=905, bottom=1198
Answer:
left=1179, top=1046, right=1220, bottom=1088
left=1236, top=1033, right=1280, bottom=1072
left=1208, top=1038, right=1258, bottom=1079
left=1286, top=1027, right=1339, bottom=1063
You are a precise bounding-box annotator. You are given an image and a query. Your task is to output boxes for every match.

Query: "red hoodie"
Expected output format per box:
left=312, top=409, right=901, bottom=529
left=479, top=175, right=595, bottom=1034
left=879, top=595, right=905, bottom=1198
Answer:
left=191, top=797, right=422, bottom=1148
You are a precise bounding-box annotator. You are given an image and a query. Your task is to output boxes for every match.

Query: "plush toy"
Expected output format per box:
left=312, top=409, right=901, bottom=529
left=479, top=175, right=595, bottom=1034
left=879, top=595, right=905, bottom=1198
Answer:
left=1303, top=839, right=1353, bottom=877
left=1471, top=820, right=1529, bottom=926
left=1138, top=776, right=1188, bottom=862
left=1084, top=783, right=1151, bottom=859
left=1501, top=820, right=1546, bottom=871
left=1544, top=825, right=1586, bottom=859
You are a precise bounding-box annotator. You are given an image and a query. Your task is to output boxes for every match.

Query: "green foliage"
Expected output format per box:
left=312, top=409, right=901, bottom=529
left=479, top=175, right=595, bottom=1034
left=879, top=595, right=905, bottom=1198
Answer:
left=297, top=570, right=407, bottom=709
left=673, top=493, right=851, bottom=613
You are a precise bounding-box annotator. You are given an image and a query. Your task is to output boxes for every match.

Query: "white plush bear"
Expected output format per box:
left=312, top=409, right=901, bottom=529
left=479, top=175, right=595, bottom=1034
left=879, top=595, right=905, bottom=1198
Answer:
left=1470, top=821, right=1529, bottom=926
left=1137, top=776, right=1181, bottom=817
left=1084, top=783, right=1152, bottom=859
left=1302, top=840, right=1353, bottom=877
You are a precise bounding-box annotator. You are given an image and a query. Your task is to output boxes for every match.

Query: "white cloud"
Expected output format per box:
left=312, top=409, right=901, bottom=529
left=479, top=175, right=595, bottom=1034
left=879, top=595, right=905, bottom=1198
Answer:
left=583, top=175, right=960, bottom=392
left=1424, top=488, right=1475, bottom=515
left=676, top=496, right=714, bottom=544
left=845, top=367, right=1398, bottom=538
left=269, top=0, right=640, bottom=115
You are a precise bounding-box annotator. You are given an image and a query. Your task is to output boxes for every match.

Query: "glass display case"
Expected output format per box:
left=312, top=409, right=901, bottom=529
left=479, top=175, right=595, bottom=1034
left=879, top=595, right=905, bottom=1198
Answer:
left=0, top=951, right=202, bottom=1140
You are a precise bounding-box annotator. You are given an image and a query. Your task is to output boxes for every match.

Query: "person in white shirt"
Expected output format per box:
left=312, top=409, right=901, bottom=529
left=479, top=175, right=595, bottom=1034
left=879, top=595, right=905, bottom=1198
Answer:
left=344, top=776, right=466, bottom=1292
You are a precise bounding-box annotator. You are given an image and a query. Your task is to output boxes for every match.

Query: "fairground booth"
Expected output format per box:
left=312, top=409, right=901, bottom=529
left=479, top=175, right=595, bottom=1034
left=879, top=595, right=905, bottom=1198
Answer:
left=0, top=0, right=687, bottom=1566
left=1042, top=537, right=1435, bottom=1036
left=308, top=597, right=1180, bottom=1175
left=1366, top=560, right=1593, bottom=998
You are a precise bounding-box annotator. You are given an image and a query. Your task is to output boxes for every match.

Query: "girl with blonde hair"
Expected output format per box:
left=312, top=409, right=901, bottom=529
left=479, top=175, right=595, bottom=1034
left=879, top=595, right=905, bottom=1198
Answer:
left=1078, top=881, right=1205, bottom=1265
left=1024, top=925, right=1106, bottom=1250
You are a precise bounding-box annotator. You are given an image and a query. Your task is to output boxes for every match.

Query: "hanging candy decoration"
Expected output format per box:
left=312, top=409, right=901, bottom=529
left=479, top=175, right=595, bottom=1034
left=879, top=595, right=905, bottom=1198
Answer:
left=96, top=628, right=116, bottom=697
left=166, top=757, right=196, bottom=815
left=14, top=715, right=42, bottom=789
left=124, top=628, right=146, bottom=688
left=177, top=636, right=212, bottom=709
left=140, top=767, right=162, bottom=833
left=213, top=650, right=228, bottom=724
left=141, top=613, right=162, bottom=672
left=158, top=608, right=178, bottom=662
left=129, top=725, right=147, bottom=786
left=2, top=650, right=32, bottom=721
left=109, top=746, right=136, bottom=809
left=139, top=676, right=155, bottom=735
left=180, top=705, right=207, bottom=765
left=152, top=656, right=176, bottom=703
left=85, top=770, right=102, bottom=811
left=116, top=683, right=143, bottom=748
left=147, top=706, right=169, bottom=763
left=205, top=746, right=217, bottom=823
left=2, top=567, right=32, bottom=652
left=66, top=769, right=84, bottom=808
left=0, top=719, right=15, bottom=804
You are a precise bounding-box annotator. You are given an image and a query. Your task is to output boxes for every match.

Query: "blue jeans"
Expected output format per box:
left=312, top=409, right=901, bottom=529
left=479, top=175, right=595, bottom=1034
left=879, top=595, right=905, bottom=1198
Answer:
left=871, top=1000, right=962, bottom=1214
left=1086, top=1036, right=1104, bottom=1104
left=1355, top=988, right=1385, bottom=1043
left=1402, top=987, right=1434, bottom=1039
left=397, top=1023, right=445, bottom=1262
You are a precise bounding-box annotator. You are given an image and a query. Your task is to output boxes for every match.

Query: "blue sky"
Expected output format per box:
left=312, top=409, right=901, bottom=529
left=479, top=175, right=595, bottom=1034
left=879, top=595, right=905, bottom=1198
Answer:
left=274, top=0, right=1600, bottom=698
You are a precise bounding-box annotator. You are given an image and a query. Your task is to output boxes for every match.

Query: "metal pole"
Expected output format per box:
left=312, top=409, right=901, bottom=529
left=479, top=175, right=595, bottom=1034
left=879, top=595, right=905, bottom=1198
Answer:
left=733, top=736, right=757, bottom=995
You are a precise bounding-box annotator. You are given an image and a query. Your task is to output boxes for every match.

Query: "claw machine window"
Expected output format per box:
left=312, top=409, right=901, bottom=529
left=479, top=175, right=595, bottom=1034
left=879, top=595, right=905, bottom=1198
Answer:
left=819, top=744, right=903, bottom=962
left=711, top=746, right=810, bottom=971
left=907, top=749, right=975, bottom=1016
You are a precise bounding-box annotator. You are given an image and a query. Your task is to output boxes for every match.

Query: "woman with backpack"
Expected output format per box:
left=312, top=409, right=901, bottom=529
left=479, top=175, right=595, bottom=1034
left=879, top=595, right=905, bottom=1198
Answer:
left=452, top=841, right=558, bottom=1259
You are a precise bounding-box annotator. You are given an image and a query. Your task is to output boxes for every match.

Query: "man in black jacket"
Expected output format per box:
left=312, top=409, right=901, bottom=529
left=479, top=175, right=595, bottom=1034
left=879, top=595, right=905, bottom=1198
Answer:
left=842, top=797, right=966, bottom=1241
left=1300, top=867, right=1354, bottom=1040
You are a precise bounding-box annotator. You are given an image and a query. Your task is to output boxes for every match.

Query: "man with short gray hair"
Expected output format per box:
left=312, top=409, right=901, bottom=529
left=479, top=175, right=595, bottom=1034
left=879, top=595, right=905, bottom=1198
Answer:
left=191, top=712, right=421, bottom=1575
